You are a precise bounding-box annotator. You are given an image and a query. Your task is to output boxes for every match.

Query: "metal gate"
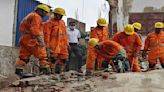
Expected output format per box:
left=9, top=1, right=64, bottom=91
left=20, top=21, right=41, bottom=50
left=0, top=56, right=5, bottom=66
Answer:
left=129, top=13, right=164, bottom=35
left=15, top=0, right=48, bottom=47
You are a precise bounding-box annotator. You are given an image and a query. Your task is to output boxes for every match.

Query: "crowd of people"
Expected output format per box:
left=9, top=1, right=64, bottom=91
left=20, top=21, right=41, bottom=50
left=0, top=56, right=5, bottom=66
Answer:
left=15, top=4, right=164, bottom=76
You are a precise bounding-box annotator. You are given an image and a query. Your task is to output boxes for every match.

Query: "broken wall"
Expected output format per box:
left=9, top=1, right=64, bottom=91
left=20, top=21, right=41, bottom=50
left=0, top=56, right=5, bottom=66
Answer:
left=117, top=0, right=164, bottom=31
left=0, top=45, right=18, bottom=76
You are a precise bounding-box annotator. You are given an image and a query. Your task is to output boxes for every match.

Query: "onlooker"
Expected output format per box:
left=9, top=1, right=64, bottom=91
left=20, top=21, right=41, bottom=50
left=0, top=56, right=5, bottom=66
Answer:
left=67, top=21, right=82, bottom=72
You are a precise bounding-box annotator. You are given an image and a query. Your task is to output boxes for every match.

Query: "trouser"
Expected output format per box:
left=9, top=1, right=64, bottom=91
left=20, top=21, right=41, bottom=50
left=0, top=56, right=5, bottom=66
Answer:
left=69, top=43, right=82, bottom=71
left=148, top=57, right=164, bottom=69
left=127, top=55, right=141, bottom=72
left=86, top=47, right=104, bottom=71
left=15, top=44, right=49, bottom=75
left=49, top=49, right=69, bottom=73
left=15, top=44, right=48, bottom=67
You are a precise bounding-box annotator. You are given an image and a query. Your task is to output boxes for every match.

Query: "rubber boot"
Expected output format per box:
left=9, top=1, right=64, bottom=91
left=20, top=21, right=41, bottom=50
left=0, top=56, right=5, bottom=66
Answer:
left=64, top=61, right=70, bottom=72
left=15, top=68, right=23, bottom=76
left=40, top=67, right=51, bottom=75
left=161, top=64, right=164, bottom=68
left=149, top=64, right=155, bottom=69
left=85, top=70, right=93, bottom=76
left=101, top=61, right=109, bottom=70
left=55, top=64, right=62, bottom=74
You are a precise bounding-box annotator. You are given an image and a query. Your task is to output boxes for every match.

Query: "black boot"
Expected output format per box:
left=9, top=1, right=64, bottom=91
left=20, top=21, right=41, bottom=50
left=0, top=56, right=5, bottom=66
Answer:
left=55, top=64, right=62, bottom=74
left=149, top=64, right=156, bottom=70
left=101, top=61, right=109, bottom=70
left=40, top=68, right=51, bottom=75
left=15, top=68, right=23, bottom=76
left=161, top=64, right=164, bottom=68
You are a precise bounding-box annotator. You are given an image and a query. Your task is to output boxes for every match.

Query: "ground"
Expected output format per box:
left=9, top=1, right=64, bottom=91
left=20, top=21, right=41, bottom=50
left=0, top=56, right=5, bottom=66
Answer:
left=0, top=68, right=164, bottom=92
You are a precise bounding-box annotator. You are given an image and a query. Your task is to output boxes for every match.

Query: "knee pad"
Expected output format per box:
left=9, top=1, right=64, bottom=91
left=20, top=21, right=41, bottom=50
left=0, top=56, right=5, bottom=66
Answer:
left=149, top=64, right=156, bottom=68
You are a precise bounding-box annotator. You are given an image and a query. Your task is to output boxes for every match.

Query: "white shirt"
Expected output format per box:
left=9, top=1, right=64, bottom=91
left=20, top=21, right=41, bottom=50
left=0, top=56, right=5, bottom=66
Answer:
left=67, top=28, right=81, bottom=43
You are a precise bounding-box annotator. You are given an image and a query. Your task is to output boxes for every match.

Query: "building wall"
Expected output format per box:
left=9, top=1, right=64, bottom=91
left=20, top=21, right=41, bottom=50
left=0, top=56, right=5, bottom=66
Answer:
left=15, top=0, right=41, bottom=47
left=117, top=0, right=124, bottom=31
left=67, top=18, right=86, bottom=32
left=131, top=0, right=164, bottom=12
left=0, top=0, right=15, bottom=46
left=0, top=46, right=18, bottom=76
left=117, top=0, right=164, bottom=31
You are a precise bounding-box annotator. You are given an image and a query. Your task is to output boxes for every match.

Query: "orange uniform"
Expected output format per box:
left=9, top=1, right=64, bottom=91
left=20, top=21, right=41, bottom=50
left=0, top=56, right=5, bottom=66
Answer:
left=96, top=40, right=125, bottom=60
left=113, top=32, right=142, bottom=72
left=144, top=31, right=164, bottom=66
left=44, top=18, right=68, bottom=60
left=86, top=27, right=109, bottom=70
left=16, top=12, right=47, bottom=66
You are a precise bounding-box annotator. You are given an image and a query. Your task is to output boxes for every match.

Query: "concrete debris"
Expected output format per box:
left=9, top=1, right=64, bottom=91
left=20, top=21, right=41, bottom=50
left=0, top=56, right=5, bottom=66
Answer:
left=0, top=74, right=7, bottom=79
left=1, top=70, right=164, bottom=92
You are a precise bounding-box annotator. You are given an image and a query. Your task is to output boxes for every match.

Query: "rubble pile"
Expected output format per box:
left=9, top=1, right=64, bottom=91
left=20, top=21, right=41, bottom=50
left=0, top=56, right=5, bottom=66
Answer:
left=0, top=70, right=115, bottom=92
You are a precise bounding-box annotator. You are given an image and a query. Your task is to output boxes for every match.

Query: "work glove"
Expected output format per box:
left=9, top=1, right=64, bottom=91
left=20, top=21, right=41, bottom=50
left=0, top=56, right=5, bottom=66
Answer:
left=112, top=50, right=126, bottom=61
left=36, top=36, right=45, bottom=46
left=95, top=44, right=101, bottom=50
left=117, top=50, right=126, bottom=59
left=46, top=47, right=54, bottom=54
left=142, top=51, right=147, bottom=59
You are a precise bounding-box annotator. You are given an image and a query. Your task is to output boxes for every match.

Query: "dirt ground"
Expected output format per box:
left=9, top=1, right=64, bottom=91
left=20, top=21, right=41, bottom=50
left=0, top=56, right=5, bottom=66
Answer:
left=1, top=69, right=164, bottom=92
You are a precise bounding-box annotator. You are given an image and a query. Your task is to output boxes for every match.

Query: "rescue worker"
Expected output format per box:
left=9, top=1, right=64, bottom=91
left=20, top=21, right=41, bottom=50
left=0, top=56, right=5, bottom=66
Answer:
left=113, top=24, right=142, bottom=72
left=88, top=38, right=129, bottom=72
left=133, top=22, right=142, bottom=33
left=44, top=8, right=68, bottom=74
left=142, top=22, right=164, bottom=70
left=86, top=18, right=109, bottom=74
left=15, top=4, right=50, bottom=75
left=132, top=22, right=144, bottom=69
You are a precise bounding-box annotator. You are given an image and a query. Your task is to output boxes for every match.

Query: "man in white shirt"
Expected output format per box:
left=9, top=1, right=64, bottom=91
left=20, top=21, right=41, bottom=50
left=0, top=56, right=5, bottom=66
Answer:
left=67, top=21, right=82, bottom=72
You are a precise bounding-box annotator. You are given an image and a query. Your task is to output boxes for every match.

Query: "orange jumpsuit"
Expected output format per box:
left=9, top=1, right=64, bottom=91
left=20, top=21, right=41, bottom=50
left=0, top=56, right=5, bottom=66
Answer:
left=96, top=40, right=125, bottom=60
left=86, top=27, right=109, bottom=70
left=44, top=18, right=68, bottom=60
left=113, top=32, right=142, bottom=72
left=144, top=31, right=164, bottom=66
left=16, top=12, right=47, bottom=66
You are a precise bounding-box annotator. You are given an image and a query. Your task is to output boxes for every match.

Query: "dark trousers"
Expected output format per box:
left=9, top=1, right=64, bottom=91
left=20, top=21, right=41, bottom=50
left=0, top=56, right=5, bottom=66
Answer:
left=69, top=43, right=82, bottom=71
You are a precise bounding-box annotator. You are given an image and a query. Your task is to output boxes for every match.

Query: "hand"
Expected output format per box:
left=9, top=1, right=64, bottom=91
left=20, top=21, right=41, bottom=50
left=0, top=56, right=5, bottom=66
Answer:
left=95, top=44, right=100, bottom=49
left=46, top=48, right=54, bottom=54
left=36, top=37, right=45, bottom=46
left=46, top=47, right=54, bottom=58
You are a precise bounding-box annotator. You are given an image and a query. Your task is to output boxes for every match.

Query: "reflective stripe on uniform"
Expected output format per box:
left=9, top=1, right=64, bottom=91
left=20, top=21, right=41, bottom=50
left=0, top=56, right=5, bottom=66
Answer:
left=150, top=44, right=164, bottom=47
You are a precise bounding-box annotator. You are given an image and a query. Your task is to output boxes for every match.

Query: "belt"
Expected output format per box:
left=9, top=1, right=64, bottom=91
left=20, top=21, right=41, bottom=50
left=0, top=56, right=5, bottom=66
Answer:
left=69, top=43, right=78, bottom=45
